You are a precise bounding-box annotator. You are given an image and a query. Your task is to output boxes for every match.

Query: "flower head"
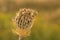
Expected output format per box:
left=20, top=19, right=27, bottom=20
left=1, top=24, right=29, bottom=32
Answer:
left=13, top=8, right=38, bottom=37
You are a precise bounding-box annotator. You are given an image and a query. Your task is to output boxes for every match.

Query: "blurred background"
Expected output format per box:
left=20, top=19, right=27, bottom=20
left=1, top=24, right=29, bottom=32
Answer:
left=0, top=0, right=60, bottom=40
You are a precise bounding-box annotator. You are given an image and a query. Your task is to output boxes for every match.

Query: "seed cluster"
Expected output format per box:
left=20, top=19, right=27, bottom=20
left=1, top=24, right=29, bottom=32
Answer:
left=14, top=8, right=38, bottom=29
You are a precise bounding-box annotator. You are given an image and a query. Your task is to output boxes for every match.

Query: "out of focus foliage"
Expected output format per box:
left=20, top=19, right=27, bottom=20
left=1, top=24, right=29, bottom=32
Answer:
left=0, top=0, right=60, bottom=40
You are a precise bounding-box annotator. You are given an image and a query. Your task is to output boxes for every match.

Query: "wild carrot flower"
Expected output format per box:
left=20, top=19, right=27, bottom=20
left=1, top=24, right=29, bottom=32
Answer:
left=12, top=8, right=38, bottom=40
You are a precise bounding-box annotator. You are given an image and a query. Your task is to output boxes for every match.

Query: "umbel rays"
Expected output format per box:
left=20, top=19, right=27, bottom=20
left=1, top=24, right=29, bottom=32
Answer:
left=12, top=8, right=38, bottom=40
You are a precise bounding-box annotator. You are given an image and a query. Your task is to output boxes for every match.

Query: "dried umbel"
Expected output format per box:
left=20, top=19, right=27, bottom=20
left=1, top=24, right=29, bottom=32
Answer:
left=12, top=8, right=38, bottom=39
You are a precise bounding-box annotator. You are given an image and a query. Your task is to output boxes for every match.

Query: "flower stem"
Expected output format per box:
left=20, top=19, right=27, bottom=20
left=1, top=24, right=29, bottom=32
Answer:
left=19, top=36, right=22, bottom=40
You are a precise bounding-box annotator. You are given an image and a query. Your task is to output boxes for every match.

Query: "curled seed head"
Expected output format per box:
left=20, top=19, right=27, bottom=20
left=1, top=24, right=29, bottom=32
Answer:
left=14, top=8, right=38, bottom=29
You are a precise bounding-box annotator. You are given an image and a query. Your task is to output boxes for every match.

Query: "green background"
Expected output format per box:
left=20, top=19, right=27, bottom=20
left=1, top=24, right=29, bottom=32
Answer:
left=0, top=1, right=60, bottom=40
